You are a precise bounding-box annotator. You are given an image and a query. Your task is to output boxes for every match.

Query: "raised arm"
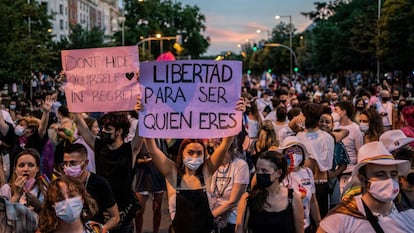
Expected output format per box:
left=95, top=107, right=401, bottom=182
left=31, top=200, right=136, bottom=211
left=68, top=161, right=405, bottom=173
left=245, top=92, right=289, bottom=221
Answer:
left=0, top=110, right=9, bottom=137
left=205, top=136, right=234, bottom=174
left=73, top=113, right=96, bottom=150
left=38, top=95, right=52, bottom=138
left=206, top=97, right=246, bottom=174
left=143, top=138, right=176, bottom=180
left=130, top=111, right=143, bottom=167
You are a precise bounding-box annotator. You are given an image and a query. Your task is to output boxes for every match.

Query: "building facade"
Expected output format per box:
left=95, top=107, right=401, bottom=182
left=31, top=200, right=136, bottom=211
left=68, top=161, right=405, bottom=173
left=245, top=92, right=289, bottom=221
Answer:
left=36, top=0, right=121, bottom=42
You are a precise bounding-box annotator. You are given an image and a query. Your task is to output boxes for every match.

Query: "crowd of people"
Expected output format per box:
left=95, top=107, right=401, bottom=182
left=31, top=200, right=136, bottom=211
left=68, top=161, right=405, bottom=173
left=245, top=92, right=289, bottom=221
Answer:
left=0, top=71, right=413, bottom=233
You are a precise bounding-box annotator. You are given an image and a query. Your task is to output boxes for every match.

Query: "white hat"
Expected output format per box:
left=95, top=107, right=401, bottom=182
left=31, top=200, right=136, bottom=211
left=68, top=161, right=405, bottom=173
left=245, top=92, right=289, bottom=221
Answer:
left=351, top=141, right=410, bottom=182
left=277, top=136, right=310, bottom=159
left=379, top=130, right=414, bottom=152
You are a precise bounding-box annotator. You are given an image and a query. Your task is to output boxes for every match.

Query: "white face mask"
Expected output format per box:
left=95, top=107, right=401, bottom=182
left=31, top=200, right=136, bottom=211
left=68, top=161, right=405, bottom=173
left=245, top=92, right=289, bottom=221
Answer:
left=54, top=196, right=83, bottom=223
left=368, top=178, right=399, bottom=203
left=183, top=157, right=204, bottom=171
left=15, top=125, right=25, bottom=137
left=293, top=153, right=303, bottom=168
left=359, top=123, right=369, bottom=133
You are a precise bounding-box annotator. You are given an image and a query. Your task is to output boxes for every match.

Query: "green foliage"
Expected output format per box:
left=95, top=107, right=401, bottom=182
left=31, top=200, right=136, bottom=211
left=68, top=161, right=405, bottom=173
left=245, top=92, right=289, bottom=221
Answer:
left=124, top=0, right=209, bottom=60
left=61, top=24, right=106, bottom=49
left=299, top=0, right=414, bottom=76
left=0, top=0, right=55, bottom=82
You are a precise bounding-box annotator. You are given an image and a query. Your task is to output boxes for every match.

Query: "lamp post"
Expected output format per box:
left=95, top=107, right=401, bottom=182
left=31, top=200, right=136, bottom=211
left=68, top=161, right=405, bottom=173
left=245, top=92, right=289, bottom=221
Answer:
left=275, top=15, right=292, bottom=78
left=119, top=0, right=125, bottom=46
left=119, top=16, right=125, bottom=46
left=377, top=0, right=381, bottom=84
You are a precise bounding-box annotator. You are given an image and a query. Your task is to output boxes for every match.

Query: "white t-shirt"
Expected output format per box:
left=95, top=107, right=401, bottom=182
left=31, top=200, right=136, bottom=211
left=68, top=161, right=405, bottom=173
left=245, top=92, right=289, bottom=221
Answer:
left=1, top=110, right=14, bottom=126
left=210, top=158, right=250, bottom=224
left=334, top=122, right=363, bottom=173
left=273, top=121, right=294, bottom=144
left=297, top=130, right=335, bottom=172
left=320, top=195, right=408, bottom=233
left=282, top=167, right=315, bottom=228
left=245, top=118, right=259, bottom=138
left=255, top=98, right=272, bottom=114
left=74, top=137, right=96, bottom=174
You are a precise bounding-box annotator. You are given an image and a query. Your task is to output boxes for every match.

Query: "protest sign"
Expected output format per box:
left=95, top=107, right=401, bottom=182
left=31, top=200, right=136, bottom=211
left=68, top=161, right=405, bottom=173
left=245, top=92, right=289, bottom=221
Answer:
left=139, top=60, right=242, bottom=139
left=61, top=46, right=140, bottom=112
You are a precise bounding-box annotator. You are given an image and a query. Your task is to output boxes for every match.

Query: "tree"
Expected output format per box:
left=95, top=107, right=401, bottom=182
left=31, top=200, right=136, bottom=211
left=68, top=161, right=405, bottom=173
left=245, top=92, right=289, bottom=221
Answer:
left=0, top=0, right=55, bottom=83
left=60, top=24, right=105, bottom=49
left=378, top=0, right=414, bottom=74
left=123, top=0, right=209, bottom=60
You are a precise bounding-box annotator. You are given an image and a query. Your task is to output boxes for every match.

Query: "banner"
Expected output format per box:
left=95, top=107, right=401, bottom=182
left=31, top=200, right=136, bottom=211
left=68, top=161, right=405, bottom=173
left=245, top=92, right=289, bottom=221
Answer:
left=139, top=60, right=242, bottom=139
left=61, top=46, right=140, bottom=112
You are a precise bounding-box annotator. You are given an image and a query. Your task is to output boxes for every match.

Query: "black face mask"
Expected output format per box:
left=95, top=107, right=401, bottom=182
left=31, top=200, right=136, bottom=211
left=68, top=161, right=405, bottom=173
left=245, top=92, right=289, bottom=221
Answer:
left=382, top=97, right=390, bottom=102
left=356, top=106, right=364, bottom=111
left=393, top=96, right=399, bottom=101
left=100, top=131, right=115, bottom=145
left=256, top=173, right=273, bottom=188
left=280, top=99, right=287, bottom=104
left=407, top=172, right=414, bottom=185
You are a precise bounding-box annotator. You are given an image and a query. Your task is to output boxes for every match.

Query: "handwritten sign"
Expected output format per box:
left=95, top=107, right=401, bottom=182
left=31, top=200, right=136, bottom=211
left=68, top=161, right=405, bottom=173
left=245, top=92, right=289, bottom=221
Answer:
left=61, top=46, right=140, bottom=112
left=139, top=60, right=242, bottom=139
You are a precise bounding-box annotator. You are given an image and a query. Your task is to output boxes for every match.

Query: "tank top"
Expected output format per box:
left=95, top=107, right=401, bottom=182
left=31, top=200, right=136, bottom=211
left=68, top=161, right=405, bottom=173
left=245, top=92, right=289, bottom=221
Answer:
left=248, top=189, right=295, bottom=233
left=171, top=173, right=214, bottom=233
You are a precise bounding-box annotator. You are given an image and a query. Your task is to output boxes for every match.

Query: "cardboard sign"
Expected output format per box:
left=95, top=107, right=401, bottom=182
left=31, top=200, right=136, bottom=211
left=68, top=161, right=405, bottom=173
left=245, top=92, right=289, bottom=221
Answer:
left=61, top=46, right=140, bottom=112
left=139, top=60, right=242, bottom=139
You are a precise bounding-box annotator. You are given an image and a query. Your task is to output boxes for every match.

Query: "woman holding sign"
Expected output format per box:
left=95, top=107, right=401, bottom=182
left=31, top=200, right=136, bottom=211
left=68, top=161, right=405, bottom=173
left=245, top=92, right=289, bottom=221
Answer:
left=137, top=98, right=245, bottom=233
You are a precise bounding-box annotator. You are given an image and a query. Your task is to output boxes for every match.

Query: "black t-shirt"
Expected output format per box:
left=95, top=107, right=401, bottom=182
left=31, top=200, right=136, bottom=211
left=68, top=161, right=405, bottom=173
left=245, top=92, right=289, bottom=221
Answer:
left=0, top=121, right=15, bottom=149
left=86, top=173, right=117, bottom=224
left=94, top=139, right=133, bottom=210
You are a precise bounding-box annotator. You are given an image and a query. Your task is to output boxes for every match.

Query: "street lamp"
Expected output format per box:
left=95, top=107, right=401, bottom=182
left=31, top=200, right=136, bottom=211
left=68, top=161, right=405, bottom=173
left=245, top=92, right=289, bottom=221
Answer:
left=119, top=0, right=125, bottom=46
left=377, top=0, right=381, bottom=83
left=275, top=15, right=292, bottom=78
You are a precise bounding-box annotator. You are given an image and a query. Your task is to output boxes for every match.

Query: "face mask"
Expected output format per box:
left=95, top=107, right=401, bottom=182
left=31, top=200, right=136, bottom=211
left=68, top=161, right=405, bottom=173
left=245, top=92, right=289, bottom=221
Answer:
left=280, top=99, right=287, bottom=104
left=393, top=96, right=399, bottom=101
left=382, top=97, right=390, bottom=102
left=359, top=123, right=369, bottom=133
left=15, top=125, right=25, bottom=137
left=368, top=178, right=399, bottom=202
left=64, top=164, right=83, bottom=178
left=331, top=112, right=340, bottom=123
left=183, top=157, right=204, bottom=171
left=407, top=172, right=414, bottom=185
left=364, top=99, right=369, bottom=104
left=293, top=153, right=303, bottom=168
left=256, top=173, right=273, bottom=188
left=23, top=178, right=36, bottom=192
left=54, top=196, right=83, bottom=223
left=99, top=131, right=115, bottom=145
left=9, top=105, right=16, bottom=110
left=356, top=106, right=364, bottom=111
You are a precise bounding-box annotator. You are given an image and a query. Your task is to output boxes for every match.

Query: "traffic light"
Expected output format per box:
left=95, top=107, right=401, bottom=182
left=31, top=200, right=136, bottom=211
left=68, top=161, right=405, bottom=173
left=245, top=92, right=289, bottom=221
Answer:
left=253, top=43, right=257, bottom=51
left=294, top=67, right=299, bottom=72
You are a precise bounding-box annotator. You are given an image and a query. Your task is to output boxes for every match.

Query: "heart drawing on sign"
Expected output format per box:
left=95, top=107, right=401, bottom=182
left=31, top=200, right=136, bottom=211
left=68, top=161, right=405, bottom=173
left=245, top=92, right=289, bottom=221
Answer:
left=125, top=72, right=134, bottom=80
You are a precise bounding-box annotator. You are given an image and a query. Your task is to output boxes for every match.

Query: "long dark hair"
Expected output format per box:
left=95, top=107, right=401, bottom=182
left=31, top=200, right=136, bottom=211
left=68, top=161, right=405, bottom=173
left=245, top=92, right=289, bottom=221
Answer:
left=361, top=108, right=384, bottom=141
left=176, top=139, right=207, bottom=176
left=248, top=151, right=287, bottom=213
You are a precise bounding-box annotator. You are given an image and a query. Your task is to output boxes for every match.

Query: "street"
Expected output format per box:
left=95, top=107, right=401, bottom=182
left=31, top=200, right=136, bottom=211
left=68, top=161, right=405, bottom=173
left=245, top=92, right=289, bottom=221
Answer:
left=141, top=192, right=171, bottom=233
